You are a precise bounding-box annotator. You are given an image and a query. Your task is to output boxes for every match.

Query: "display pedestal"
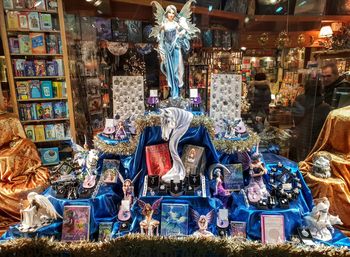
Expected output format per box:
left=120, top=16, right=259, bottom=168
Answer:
left=300, top=106, right=350, bottom=236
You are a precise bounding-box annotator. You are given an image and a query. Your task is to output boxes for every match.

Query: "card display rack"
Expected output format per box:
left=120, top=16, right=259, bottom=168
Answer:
left=0, top=0, right=76, bottom=165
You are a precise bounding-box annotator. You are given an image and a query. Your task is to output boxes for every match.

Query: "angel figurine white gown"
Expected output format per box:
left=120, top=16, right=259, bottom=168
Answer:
left=151, top=0, right=200, bottom=98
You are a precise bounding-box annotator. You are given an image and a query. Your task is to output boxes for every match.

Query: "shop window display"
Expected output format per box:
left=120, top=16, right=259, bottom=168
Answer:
left=1, top=0, right=350, bottom=255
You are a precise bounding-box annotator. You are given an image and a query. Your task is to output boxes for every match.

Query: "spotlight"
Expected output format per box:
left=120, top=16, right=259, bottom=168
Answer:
left=94, top=0, right=102, bottom=6
left=86, top=0, right=93, bottom=2
left=244, top=17, right=250, bottom=23
left=208, top=5, right=213, bottom=12
left=34, top=0, right=42, bottom=7
left=275, top=6, right=283, bottom=13
left=240, top=46, right=247, bottom=51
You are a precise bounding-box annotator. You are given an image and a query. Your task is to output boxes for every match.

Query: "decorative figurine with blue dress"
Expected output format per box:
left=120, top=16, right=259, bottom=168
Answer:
left=151, top=0, right=200, bottom=98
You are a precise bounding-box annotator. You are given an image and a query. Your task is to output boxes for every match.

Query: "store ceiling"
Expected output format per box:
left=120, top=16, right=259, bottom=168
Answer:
left=63, top=0, right=350, bottom=48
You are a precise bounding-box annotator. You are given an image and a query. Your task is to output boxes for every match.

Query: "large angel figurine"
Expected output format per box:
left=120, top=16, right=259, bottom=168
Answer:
left=19, top=192, right=62, bottom=232
left=191, top=209, right=215, bottom=238
left=137, top=197, right=163, bottom=236
left=151, top=0, right=200, bottom=98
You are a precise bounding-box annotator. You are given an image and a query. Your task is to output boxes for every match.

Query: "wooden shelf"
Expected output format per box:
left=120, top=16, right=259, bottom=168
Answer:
left=11, top=53, right=63, bottom=57
left=7, top=29, right=60, bottom=33
left=0, top=0, right=77, bottom=145
left=18, top=97, right=68, bottom=102
left=252, top=15, right=350, bottom=23
left=32, top=138, right=71, bottom=143
left=21, top=118, right=69, bottom=124
left=14, top=76, right=65, bottom=79
left=313, top=49, right=350, bottom=55
left=4, top=8, right=58, bottom=14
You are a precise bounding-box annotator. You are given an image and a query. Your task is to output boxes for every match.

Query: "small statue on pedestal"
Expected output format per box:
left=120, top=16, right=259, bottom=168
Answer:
left=137, top=197, right=163, bottom=236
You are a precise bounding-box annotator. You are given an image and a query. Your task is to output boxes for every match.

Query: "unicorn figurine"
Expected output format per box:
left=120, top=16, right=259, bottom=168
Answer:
left=159, top=107, right=193, bottom=183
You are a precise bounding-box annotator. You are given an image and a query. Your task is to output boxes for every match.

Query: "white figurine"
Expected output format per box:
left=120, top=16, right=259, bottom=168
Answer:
left=159, top=107, right=193, bottom=183
left=150, top=0, right=200, bottom=98
left=191, top=209, right=215, bottom=238
left=19, top=192, right=62, bottom=232
left=304, top=197, right=343, bottom=241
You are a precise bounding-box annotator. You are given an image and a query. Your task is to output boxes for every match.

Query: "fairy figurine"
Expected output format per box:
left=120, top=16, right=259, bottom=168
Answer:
left=245, top=152, right=269, bottom=203
left=150, top=0, right=200, bottom=98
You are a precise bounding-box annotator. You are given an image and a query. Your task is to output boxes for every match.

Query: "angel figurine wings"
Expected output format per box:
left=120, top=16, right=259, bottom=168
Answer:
left=150, top=0, right=200, bottom=98
left=138, top=197, right=163, bottom=236
left=19, top=192, right=62, bottom=232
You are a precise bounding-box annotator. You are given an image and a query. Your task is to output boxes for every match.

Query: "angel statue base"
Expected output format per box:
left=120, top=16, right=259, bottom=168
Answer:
left=138, top=198, right=163, bottom=236
left=304, top=197, right=343, bottom=241
left=159, top=108, right=193, bottom=183
left=151, top=0, right=200, bottom=99
left=19, top=192, right=62, bottom=233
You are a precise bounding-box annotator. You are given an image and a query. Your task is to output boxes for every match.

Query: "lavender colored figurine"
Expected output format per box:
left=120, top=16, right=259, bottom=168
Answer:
left=213, top=168, right=230, bottom=197
left=245, top=153, right=269, bottom=203
left=115, top=121, right=127, bottom=140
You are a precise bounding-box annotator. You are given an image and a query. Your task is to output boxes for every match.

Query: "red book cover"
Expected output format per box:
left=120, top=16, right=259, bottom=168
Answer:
left=145, top=143, right=172, bottom=176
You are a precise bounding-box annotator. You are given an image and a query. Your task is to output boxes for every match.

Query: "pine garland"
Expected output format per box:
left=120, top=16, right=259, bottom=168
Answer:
left=0, top=235, right=348, bottom=257
left=94, top=114, right=259, bottom=155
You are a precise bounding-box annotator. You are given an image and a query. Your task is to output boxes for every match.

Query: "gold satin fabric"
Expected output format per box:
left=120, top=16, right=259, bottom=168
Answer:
left=299, top=106, right=350, bottom=236
left=0, top=113, right=49, bottom=234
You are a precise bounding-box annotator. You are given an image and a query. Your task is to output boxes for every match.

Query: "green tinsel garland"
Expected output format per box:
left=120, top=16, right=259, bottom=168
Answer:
left=0, top=235, right=349, bottom=257
left=94, top=114, right=260, bottom=155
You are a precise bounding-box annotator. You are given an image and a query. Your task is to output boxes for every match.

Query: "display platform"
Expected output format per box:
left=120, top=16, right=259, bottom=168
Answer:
left=300, top=106, right=350, bottom=236
left=2, top=120, right=350, bottom=248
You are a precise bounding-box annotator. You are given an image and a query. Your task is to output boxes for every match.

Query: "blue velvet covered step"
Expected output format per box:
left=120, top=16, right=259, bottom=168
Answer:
left=1, top=186, right=121, bottom=241
left=111, top=196, right=223, bottom=238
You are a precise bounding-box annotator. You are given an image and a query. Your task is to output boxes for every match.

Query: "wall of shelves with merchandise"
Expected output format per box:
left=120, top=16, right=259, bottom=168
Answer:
left=0, top=0, right=76, bottom=166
